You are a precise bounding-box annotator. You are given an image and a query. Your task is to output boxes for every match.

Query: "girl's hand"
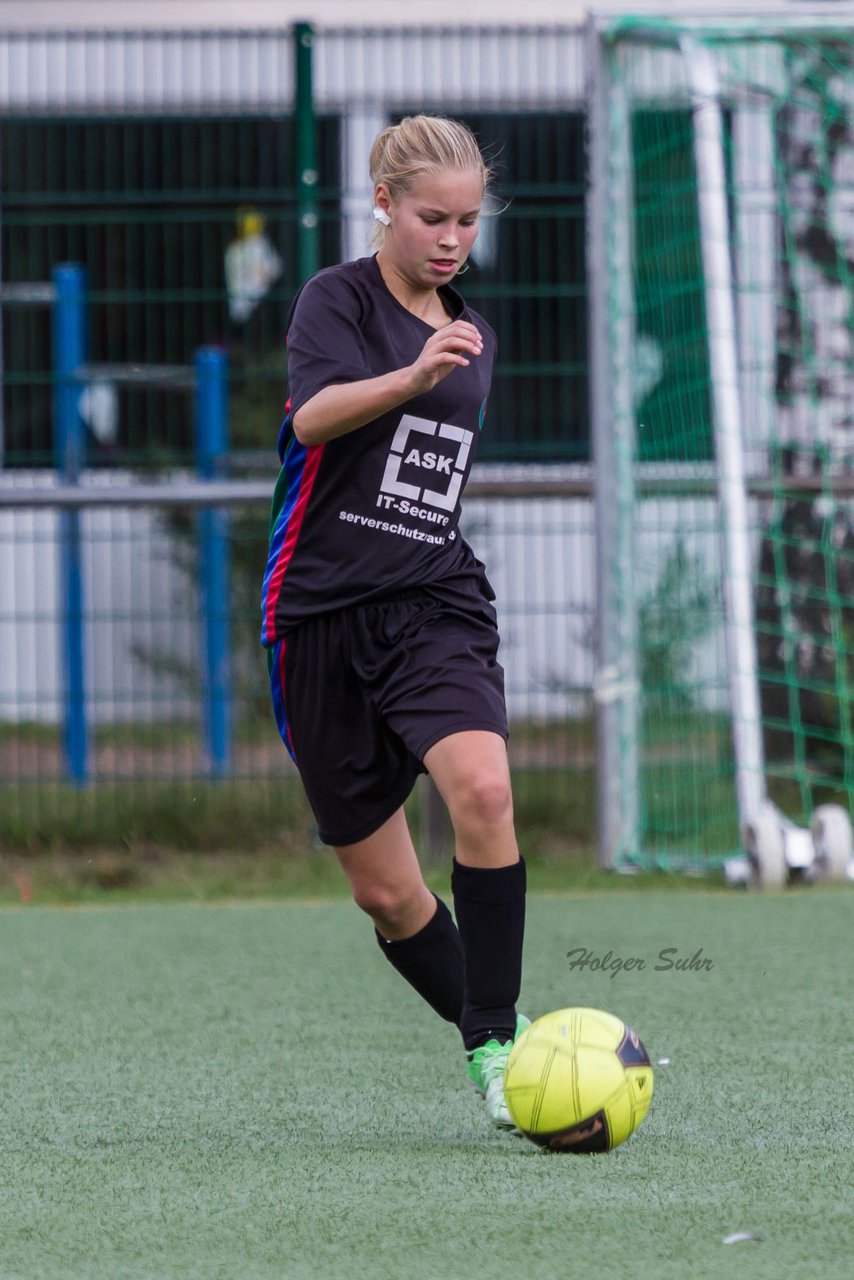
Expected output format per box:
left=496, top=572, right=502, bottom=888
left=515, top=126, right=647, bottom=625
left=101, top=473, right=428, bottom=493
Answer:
left=405, top=321, right=484, bottom=396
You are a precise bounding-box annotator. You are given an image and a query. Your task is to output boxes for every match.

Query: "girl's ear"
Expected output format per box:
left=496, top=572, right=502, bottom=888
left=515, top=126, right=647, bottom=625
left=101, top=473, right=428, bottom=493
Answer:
left=373, top=184, right=392, bottom=224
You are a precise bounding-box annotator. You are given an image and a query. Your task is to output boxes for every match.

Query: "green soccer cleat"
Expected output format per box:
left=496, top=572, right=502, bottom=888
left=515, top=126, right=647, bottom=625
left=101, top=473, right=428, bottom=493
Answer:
left=466, top=1013, right=531, bottom=1128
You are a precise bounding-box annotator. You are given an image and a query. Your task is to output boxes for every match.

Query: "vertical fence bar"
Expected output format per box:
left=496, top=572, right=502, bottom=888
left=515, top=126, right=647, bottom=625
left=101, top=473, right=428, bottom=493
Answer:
left=682, top=37, right=767, bottom=832
left=195, top=346, right=231, bottom=777
left=52, top=262, right=89, bottom=785
left=294, top=21, right=319, bottom=283
left=587, top=22, right=640, bottom=868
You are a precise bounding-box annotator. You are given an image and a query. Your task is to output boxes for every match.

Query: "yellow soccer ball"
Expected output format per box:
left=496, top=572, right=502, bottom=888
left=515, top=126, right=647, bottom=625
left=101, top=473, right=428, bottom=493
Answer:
left=504, top=1007, right=654, bottom=1152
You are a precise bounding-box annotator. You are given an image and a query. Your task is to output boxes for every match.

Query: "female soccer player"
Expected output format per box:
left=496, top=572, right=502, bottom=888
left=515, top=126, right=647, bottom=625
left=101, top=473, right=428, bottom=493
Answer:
left=261, top=115, right=526, bottom=1127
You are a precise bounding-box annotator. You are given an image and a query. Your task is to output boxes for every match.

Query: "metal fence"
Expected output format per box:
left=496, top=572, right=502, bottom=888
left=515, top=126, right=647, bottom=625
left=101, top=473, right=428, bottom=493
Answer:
left=0, top=23, right=588, bottom=470
left=0, top=22, right=598, bottom=849
left=0, top=476, right=596, bottom=747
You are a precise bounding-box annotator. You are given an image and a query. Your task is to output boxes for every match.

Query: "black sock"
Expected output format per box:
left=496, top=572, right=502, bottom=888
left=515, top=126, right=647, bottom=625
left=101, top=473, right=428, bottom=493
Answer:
left=451, top=856, right=526, bottom=1052
left=374, top=894, right=464, bottom=1026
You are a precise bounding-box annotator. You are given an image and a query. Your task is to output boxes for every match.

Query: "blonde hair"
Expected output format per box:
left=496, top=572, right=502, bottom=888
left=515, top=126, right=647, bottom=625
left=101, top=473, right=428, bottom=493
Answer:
left=369, top=115, right=491, bottom=244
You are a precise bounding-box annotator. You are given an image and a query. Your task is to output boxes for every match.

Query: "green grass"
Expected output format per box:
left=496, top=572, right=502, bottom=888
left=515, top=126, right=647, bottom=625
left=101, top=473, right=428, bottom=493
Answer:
left=0, top=768, right=601, bottom=900
left=0, top=888, right=851, bottom=1279
left=0, top=846, right=723, bottom=908
left=0, top=777, right=316, bottom=856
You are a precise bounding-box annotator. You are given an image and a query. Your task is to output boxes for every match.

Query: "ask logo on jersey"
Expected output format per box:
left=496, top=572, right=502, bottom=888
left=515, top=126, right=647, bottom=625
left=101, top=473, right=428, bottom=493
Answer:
left=378, top=413, right=474, bottom=513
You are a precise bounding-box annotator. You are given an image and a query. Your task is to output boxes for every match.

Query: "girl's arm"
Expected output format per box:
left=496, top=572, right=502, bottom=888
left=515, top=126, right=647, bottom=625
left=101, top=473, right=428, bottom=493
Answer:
left=292, top=320, right=483, bottom=447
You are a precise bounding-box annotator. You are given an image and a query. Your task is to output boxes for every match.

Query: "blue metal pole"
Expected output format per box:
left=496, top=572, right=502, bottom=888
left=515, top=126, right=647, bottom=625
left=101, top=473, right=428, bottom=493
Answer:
left=194, top=346, right=231, bottom=777
left=52, top=263, right=89, bottom=785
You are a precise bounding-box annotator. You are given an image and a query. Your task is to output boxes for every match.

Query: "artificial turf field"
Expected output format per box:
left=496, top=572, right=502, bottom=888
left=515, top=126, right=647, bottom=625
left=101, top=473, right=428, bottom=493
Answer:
left=1, top=886, right=851, bottom=1280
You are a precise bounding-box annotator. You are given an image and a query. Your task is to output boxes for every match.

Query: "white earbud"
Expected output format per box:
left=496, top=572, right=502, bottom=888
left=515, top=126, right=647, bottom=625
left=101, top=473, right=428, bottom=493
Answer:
left=373, top=206, right=391, bottom=226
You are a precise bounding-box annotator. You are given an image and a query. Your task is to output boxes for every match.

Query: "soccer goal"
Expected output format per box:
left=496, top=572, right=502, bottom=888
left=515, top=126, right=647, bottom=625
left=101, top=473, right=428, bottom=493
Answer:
left=587, top=11, right=854, bottom=885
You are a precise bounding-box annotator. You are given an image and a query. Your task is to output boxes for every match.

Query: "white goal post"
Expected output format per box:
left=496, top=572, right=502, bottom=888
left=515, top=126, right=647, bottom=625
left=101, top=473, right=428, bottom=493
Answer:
left=587, top=10, right=854, bottom=879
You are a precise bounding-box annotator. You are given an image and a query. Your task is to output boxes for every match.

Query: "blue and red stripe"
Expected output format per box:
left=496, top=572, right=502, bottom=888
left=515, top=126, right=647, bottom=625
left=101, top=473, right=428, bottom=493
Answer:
left=269, top=635, right=296, bottom=762
left=261, top=428, right=324, bottom=645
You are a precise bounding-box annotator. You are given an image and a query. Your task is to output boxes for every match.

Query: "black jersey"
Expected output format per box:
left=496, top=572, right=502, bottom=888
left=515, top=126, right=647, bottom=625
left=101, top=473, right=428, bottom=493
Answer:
left=261, top=255, right=497, bottom=642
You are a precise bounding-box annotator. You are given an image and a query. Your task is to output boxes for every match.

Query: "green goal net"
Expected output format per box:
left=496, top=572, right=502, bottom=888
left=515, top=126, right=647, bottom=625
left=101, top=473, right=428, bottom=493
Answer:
left=588, top=15, right=854, bottom=875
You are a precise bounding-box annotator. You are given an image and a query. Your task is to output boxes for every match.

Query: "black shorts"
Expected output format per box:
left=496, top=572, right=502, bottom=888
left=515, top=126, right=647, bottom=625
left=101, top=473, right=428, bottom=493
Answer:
left=268, top=588, right=508, bottom=846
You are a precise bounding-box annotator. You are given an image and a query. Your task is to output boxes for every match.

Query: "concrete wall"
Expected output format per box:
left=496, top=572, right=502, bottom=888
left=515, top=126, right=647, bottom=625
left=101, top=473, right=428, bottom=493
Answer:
left=0, top=473, right=198, bottom=725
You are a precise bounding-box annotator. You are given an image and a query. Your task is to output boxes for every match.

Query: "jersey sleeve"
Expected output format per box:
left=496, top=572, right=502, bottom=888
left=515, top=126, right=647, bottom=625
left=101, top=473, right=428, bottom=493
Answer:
left=285, top=271, right=372, bottom=416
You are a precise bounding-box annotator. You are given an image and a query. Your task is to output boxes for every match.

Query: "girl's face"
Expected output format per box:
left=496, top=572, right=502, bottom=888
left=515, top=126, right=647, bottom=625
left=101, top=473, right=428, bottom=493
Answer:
left=376, top=168, right=483, bottom=289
